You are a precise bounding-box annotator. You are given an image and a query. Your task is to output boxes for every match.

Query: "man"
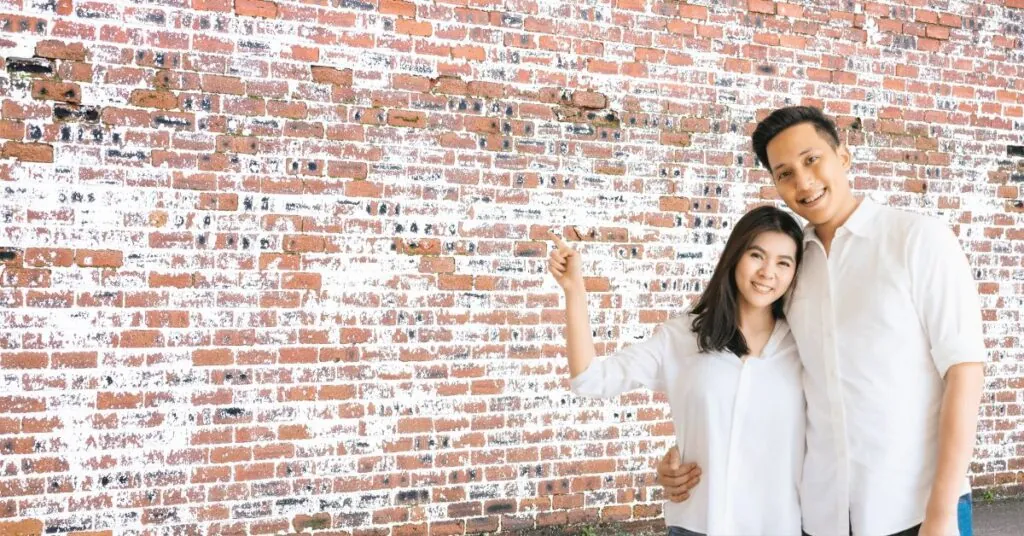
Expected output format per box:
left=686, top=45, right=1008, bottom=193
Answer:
left=656, top=106, right=985, bottom=536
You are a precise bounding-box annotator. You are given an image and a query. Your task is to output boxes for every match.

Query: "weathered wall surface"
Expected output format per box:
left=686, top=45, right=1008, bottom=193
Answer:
left=0, top=0, right=1022, bottom=534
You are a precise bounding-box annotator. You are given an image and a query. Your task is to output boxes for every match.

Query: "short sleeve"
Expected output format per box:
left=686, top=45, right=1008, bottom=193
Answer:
left=907, top=219, right=987, bottom=377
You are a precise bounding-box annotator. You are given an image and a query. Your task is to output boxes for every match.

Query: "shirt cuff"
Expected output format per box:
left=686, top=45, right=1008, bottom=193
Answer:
left=569, top=361, right=603, bottom=397
left=931, top=342, right=987, bottom=378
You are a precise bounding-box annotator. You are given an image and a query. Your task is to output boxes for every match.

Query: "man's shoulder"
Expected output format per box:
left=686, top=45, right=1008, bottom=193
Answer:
left=873, top=204, right=953, bottom=241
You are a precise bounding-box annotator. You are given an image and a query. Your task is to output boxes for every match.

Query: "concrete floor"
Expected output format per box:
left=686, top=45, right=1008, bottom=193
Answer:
left=974, top=498, right=1024, bottom=535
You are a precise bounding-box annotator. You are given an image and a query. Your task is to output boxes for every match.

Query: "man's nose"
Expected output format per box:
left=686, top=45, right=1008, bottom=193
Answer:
left=793, top=167, right=814, bottom=190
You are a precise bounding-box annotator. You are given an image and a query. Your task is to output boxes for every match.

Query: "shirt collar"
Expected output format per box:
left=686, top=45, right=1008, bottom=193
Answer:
left=803, top=197, right=877, bottom=244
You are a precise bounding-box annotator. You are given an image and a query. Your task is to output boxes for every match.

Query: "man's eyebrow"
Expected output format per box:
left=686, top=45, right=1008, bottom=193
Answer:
left=771, top=148, right=814, bottom=171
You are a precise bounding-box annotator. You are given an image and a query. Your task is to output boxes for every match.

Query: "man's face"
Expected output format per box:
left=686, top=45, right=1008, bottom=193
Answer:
left=765, top=122, right=854, bottom=227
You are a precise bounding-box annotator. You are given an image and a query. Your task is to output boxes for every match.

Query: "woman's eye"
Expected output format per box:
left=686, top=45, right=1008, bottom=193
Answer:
left=778, top=170, right=791, bottom=180
left=807, top=155, right=819, bottom=164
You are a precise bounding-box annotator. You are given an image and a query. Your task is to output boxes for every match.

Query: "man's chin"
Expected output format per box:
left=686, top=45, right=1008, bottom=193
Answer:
left=801, top=206, right=835, bottom=226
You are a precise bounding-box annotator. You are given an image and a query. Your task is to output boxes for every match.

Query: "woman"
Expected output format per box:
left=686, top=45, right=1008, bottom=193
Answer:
left=548, top=205, right=805, bottom=535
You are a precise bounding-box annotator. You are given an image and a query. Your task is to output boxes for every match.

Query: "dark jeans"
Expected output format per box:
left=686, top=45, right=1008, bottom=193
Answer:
left=801, top=492, right=973, bottom=536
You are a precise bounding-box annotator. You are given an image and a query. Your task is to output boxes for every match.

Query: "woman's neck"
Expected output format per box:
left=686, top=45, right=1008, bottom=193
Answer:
left=737, top=304, right=775, bottom=337
left=737, top=304, right=776, bottom=359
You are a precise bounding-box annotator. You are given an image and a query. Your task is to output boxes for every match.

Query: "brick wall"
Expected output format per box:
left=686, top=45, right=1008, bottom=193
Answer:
left=1, top=0, right=1022, bottom=534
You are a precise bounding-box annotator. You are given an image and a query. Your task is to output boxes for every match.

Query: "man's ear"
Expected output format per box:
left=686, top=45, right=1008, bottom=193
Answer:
left=837, top=144, right=852, bottom=171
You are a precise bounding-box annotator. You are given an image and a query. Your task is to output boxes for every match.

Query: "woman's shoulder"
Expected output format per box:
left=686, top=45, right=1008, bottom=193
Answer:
left=653, top=314, right=702, bottom=355
left=660, top=313, right=697, bottom=335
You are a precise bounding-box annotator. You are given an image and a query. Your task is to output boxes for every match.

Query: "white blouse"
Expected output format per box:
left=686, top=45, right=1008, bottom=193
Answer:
left=570, top=315, right=805, bottom=535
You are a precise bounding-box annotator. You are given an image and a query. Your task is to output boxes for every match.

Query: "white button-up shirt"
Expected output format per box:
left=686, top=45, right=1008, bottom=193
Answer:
left=571, top=315, right=805, bottom=535
left=789, top=199, right=987, bottom=536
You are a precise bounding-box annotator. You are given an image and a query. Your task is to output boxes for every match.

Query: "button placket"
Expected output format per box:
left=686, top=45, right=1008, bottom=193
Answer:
left=824, top=240, right=852, bottom=535
left=720, top=360, right=752, bottom=535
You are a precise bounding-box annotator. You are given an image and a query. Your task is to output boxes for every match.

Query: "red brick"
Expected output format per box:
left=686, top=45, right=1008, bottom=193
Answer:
left=281, top=272, right=321, bottom=290
left=145, top=310, right=190, bottom=328
left=193, top=348, right=233, bottom=366
left=420, top=257, right=456, bottom=273
left=267, top=100, right=307, bottom=119
left=395, top=238, right=442, bottom=255
left=31, top=80, right=81, bottom=104
left=438, top=275, right=473, bottom=290
left=75, top=249, right=123, bottom=268
left=310, top=66, right=353, bottom=87
left=197, top=193, right=239, bottom=211
left=24, top=248, right=73, bottom=267
left=380, top=0, right=416, bottom=17
left=388, top=110, right=427, bottom=128
left=0, top=520, right=44, bottom=536
left=201, top=74, right=245, bottom=95
left=680, top=4, right=709, bottom=19
left=571, top=91, right=607, bottom=109
left=118, top=330, right=164, bottom=348
left=396, top=19, right=432, bottom=36
left=467, top=81, right=504, bottom=98
left=35, top=39, right=86, bottom=61
left=234, top=462, right=274, bottom=481
left=235, top=0, right=278, bottom=18
left=0, top=120, right=25, bottom=140
left=25, top=290, right=73, bottom=308
left=1, top=352, right=47, bottom=369
left=149, top=272, right=194, bottom=288
left=130, top=90, right=178, bottom=110
left=345, top=180, right=382, bottom=198
left=452, top=45, right=486, bottom=62
left=2, top=142, right=53, bottom=163
left=432, top=76, right=468, bottom=95
left=52, top=351, right=98, bottom=369
left=193, top=0, right=232, bottom=11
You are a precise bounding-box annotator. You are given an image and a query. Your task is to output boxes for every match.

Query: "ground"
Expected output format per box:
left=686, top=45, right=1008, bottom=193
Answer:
left=509, top=499, right=1024, bottom=535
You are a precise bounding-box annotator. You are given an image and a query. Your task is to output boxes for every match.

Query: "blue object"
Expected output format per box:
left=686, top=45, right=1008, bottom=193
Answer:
left=957, top=492, right=973, bottom=536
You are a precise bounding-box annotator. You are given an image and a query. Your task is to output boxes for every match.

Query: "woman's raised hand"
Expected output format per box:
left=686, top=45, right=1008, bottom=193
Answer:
left=548, top=229, right=584, bottom=293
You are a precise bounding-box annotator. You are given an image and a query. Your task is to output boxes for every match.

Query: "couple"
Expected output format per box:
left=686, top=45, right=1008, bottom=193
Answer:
left=548, top=106, right=986, bottom=536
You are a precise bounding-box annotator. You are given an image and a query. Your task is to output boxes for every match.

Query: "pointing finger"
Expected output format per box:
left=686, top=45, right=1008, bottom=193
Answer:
left=549, top=230, right=570, bottom=249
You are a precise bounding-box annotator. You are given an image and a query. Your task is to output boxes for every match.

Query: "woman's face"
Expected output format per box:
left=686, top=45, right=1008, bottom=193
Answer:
left=733, top=231, right=799, bottom=311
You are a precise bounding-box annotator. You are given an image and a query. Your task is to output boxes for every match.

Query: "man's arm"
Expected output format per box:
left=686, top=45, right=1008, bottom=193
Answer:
left=907, top=220, right=988, bottom=536
left=921, top=362, right=984, bottom=535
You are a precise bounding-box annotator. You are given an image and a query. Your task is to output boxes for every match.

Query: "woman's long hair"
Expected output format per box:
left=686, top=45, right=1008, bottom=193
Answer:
left=690, top=205, right=804, bottom=356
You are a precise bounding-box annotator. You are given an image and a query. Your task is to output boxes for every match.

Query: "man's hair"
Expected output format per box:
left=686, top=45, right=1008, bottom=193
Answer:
left=751, top=106, right=841, bottom=172
left=689, top=205, right=804, bottom=357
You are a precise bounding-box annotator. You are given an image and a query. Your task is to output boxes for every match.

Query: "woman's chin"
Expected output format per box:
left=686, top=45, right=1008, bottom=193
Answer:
left=741, top=294, right=779, bottom=310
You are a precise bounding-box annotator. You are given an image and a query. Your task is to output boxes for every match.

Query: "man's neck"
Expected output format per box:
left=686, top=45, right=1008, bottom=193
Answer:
left=815, top=196, right=862, bottom=254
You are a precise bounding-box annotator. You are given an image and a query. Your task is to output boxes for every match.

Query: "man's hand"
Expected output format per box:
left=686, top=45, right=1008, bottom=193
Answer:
left=656, top=446, right=701, bottom=502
